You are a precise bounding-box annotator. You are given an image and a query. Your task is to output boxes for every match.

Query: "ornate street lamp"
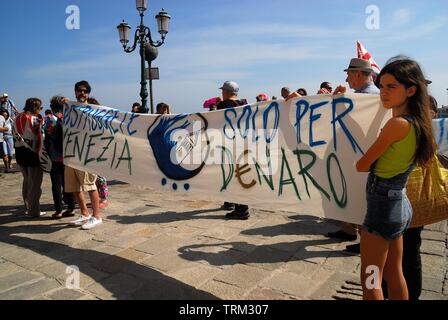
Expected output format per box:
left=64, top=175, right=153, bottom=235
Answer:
left=117, top=1, right=171, bottom=114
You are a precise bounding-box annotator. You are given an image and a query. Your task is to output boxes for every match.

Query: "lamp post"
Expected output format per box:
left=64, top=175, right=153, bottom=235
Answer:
left=117, top=0, right=171, bottom=114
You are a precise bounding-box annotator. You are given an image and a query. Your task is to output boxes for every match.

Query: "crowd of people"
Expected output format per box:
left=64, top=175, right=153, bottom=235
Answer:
left=0, top=54, right=445, bottom=300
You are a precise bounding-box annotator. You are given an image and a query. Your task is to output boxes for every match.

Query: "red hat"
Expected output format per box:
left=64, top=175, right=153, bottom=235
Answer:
left=257, top=93, right=269, bottom=101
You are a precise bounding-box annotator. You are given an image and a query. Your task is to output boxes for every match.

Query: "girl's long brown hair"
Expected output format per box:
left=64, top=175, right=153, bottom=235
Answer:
left=378, top=57, right=436, bottom=167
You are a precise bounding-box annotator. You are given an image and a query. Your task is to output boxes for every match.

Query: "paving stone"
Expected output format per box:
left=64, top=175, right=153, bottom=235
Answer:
left=424, top=222, right=447, bottom=233
left=420, top=290, right=448, bottom=300
left=421, top=230, right=446, bottom=242
left=421, top=240, right=446, bottom=257
left=102, top=223, right=149, bottom=238
left=0, top=278, right=61, bottom=300
left=0, top=261, right=25, bottom=278
left=199, top=226, right=242, bottom=241
left=3, top=249, right=56, bottom=270
left=168, top=264, right=222, bottom=288
left=260, top=271, right=318, bottom=298
left=291, top=245, right=331, bottom=265
left=422, top=276, right=443, bottom=293
left=86, top=273, right=143, bottom=300
left=108, top=235, right=149, bottom=249
left=221, top=235, right=265, bottom=253
left=239, top=246, right=293, bottom=271
left=309, top=271, right=360, bottom=300
left=198, top=279, right=248, bottom=300
left=177, top=243, right=247, bottom=269
left=0, top=271, right=44, bottom=294
left=78, top=294, right=100, bottom=300
left=140, top=250, right=194, bottom=273
left=115, top=248, right=151, bottom=263
left=244, top=287, right=299, bottom=300
left=133, top=234, right=182, bottom=255
left=322, top=252, right=360, bottom=274
left=261, top=235, right=311, bottom=253
left=57, top=231, right=95, bottom=246
left=45, top=288, right=86, bottom=300
left=284, top=260, right=321, bottom=278
left=163, top=225, right=204, bottom=239
left=212, top=264, right=272, bottom=289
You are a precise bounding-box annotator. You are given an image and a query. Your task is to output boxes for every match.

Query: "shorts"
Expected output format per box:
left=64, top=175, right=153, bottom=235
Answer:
left=2, top=136, right=14, bottom=156
left=64, top=166, right=97, bottom=193
left=362, top=173, right=412, bottom=241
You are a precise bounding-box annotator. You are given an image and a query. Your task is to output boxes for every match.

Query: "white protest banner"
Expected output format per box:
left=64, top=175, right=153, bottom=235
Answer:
left=62, top=94, right=445, bottom=225
left=434, top=117, right=448, bottom=156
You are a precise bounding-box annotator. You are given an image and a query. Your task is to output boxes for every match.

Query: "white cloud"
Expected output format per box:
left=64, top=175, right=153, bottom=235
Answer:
left=392, top=9, right=412, bottom=26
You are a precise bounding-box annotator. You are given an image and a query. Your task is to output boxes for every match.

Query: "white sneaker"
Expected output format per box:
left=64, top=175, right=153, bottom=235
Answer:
left=26, top=211, right=46, bottom=218
left=81, top=217, right=103, bottom=230
left=70, top=215, right=92, bottom=226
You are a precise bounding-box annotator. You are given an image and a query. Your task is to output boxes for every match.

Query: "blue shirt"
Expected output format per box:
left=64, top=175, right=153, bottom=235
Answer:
left=355, top=82, right=380, bottom=95
left=0, top=99, right=17, bottom=117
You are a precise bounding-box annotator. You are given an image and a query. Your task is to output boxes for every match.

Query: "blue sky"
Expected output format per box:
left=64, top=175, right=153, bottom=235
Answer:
left=0, top=0, right=447, bottom=113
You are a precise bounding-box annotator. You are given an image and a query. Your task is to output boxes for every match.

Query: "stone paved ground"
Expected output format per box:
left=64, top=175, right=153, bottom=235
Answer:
left=0, top=164, right=446, bottom=300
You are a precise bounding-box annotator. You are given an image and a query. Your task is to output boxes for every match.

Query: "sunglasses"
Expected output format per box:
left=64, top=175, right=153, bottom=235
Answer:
left=76, top=89, right=90, bottom=94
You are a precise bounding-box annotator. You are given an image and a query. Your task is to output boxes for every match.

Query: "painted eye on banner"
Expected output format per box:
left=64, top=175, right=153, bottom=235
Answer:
left=147, top=113, right=210, bottom=183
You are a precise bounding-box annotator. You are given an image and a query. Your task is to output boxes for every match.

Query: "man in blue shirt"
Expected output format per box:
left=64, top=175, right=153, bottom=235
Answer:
left=328, top=58, right=380, bottom=252
left=0, top=93, right=19, bottom=118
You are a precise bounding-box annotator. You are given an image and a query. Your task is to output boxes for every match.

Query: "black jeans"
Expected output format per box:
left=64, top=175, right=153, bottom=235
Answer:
left=50, top=161, right=75, bottom=213
left=382, top=226, right=423, bottom=300
left=402, top=226, right=423, bottom=300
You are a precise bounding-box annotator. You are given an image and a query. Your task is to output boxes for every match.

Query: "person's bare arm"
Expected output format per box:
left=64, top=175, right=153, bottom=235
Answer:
left=285, top=92, right=302, bottom=102
left=333, top=85, right=347, bottom=95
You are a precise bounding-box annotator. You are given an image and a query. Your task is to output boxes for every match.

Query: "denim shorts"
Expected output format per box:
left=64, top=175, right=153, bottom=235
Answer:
left=2, top=136, right=14, bottom=156
left=362, top=171, right=413, bottom=241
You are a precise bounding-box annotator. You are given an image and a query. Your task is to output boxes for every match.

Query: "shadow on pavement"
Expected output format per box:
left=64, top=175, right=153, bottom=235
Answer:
left=178, top=216, right=353, bottom=267
left=108, top=207, right=224, bottom=224
left=0, top=213, right=219, bottom=300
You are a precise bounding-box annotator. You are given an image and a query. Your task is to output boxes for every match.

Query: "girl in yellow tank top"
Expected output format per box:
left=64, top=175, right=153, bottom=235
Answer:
left=355, top=57, right=436, bottom=300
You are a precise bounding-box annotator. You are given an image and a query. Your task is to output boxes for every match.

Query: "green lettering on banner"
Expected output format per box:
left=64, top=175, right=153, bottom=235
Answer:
left=219, top=146, right=234, bottom=192
left=278, top=148, right=301, bottom=200
left=84, top=133, right=103, bottom=165
left=73, top=132, right=88, bottom=162
left=254, top=146, right=274, bottom=191
left=64, top=130, right=78, bottom=158
left=294, top=149, right=330, bottom=200
left=115, top=139, right=132, bottom=175
left=96, top=136, right=114, bottom=163
left=110, top=141, right=117, bottom=169
left=327, top=153, right=347, bottom=208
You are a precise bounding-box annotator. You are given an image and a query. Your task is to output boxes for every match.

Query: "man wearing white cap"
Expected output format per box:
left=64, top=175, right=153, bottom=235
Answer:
left=0, top=93, right=19, bottom=118
left=217, top=81, right=250, bottom=220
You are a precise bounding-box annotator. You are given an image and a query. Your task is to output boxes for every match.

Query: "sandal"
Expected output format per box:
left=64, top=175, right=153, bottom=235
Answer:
left=99, top=200, right=109, bottom=209
left=52, top=212, right=63, bottom=220
left=62, top=210, right=75, bottom=217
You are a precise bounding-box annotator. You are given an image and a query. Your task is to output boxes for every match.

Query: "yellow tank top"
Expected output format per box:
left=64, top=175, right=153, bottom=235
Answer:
left=374, top=119, right=417, bottom=179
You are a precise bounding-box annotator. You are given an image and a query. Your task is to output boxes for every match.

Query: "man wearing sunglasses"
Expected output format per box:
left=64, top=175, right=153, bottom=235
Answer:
left=65, top=80, right=103, bottom=230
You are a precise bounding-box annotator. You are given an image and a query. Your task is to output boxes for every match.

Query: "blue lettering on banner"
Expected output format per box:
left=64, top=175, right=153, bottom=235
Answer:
left=331, top=97, right=364, bottom=154
left=295, top=100, right=309, bottom=144
left=309, top=101, right=328, bottom=147
left=263, top=102, right=279, bottom=144
left=224, top=109, right=237, bottom=140
left=439, top=118, right=446, bottom=145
